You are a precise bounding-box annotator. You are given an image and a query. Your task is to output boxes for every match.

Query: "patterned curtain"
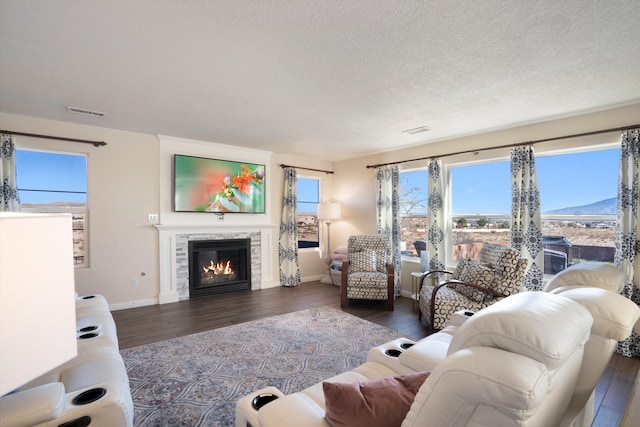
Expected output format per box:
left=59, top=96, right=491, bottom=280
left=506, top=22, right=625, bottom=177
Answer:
left=615, top=129, right=640, bottom=357
left=278, top=167, right=300, bottom=287
left=427, top=159, right=445, bottom=270
left=375, top=165, right=401, bottom=294
left=1, top=134, right=21, bottom=211
left=510, top=146, right=544, bottom=291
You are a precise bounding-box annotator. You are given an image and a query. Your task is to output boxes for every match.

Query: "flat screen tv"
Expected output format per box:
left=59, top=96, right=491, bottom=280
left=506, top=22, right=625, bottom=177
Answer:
left=174, top=154, right=265, bottom=213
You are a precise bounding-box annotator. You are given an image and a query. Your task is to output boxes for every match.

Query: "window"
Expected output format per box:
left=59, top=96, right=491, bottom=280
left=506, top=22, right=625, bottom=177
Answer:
left=537, top=148, right=619, bottom=273
left=399, top=169, right=428, bottom=256
left=450, top=160, right=511, bottom=261
left=297, top=177, right=320, bottom=249
left=448, top=146, right=619, bottom=275
left=16, top=149, right=88, bottom=266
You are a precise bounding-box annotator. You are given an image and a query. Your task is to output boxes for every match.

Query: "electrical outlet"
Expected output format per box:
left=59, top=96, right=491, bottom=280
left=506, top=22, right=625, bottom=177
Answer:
left=148, top=213, right=159, bottom=224
left=131, top=277, right=139, bottom=287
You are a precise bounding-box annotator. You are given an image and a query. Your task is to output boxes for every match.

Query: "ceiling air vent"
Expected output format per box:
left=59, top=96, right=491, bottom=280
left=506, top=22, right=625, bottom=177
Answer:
left=402, top=126, right=430, bottom=135
left=66, top=106, right=106, bottom=118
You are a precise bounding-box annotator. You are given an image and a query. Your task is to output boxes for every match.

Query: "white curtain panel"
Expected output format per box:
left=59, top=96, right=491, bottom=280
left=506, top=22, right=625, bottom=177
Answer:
left=0, top=134, right=20, bottom=212
left=510, top=146, right=544, bottom=291
left=427, top=159, right=445, bottom=271
left=375, top=165, right=401, bottom=294
left=278, top=167, right=300, bottom=287
left=615, top=129, right=640, bottom=357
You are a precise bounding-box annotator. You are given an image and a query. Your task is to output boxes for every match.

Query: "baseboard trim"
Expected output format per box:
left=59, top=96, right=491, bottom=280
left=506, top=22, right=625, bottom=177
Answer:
left=110, top=297, right=159, bottom=311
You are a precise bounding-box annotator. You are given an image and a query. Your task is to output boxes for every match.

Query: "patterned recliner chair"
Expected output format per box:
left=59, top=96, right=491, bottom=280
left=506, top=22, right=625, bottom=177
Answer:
left=418, top=244, right=527, bottom=332
left=341, top=235, right=395, bottom=311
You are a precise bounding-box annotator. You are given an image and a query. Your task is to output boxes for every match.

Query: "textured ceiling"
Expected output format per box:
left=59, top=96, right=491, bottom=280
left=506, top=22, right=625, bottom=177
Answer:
left=1, top=0, right=639, bottom=161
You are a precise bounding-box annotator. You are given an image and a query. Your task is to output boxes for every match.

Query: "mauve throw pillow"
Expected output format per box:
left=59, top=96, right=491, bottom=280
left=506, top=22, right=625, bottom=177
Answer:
left=322, top=372, right=430, bottom=427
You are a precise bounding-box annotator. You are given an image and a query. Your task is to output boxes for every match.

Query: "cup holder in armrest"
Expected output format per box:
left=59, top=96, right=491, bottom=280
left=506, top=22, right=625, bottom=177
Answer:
left=385, top=349, right=403, bottom=357
left=58, top=415, right=92, bottom=427
left=78, top=325, right=98, bottom=333
left=78, top=332, right=99, bottom=340
left=72, top=388, right=106, bottom=406
left=81, top=295, right=96, bottom=300
left=400, top=342, right=414, bottom=350
left=252, top=393, right=279, bottom=410
left=463, top=310, right=474, bottom=317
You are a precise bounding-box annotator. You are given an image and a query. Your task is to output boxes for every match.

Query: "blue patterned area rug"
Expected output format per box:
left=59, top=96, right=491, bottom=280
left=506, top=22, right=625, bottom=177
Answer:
left=121, top=306, right=405, bottom=426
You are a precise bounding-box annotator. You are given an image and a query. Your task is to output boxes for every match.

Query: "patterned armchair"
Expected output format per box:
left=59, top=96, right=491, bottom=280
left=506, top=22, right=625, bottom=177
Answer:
left=418, top=244, right=527, bottom=333
left=341, top=235, right=395, bottom=311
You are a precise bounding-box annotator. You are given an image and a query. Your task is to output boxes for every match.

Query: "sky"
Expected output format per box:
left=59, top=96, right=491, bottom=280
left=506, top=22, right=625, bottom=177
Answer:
left=401, top=148, right=620, bottom=215
left=16, top=149, right=87, bottom=204
left=16, top=148, right=620, bottom=214
left=297, top=177, right=319, bottom=214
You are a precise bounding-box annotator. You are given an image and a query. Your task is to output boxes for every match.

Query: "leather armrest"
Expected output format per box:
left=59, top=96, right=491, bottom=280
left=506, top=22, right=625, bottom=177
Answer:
left=398, top=329, right=457, bottom=372
left=0, top=382, right=65, bottom=427
left=449, top=310, right=475, bottom=327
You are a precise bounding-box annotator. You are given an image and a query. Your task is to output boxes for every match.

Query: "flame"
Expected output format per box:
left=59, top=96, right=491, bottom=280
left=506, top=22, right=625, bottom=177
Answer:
left=202, top=259, right=234, bottom=276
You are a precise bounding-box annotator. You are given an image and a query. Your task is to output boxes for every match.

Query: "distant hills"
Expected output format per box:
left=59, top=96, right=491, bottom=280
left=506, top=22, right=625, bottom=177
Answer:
left=544, top=197, right=617, bottom=215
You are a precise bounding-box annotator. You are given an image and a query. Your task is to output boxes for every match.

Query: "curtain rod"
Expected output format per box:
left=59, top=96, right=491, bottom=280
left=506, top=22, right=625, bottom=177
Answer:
left=280, top=164, right=334, bottom=174
left=1, top=130, right=107, bottom=147
left=366, top=124, right=640, bottom=169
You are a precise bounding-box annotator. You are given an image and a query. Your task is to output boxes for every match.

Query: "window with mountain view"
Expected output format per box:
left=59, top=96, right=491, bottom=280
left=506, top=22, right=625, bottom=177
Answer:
left=449, top=147, right=619, bottom=274
left=399, top=169, right=428, bottom=256
left=537, top=148, right=619, bottom=273
left=16, top=149, right=88, bottom=267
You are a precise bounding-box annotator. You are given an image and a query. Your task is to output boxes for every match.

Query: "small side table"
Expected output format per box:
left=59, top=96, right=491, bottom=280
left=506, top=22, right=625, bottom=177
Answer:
left=410, top=272, right=423, bottom=311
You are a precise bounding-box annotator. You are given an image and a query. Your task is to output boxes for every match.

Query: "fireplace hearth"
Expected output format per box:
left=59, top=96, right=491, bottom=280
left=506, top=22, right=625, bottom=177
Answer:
left=188, top=238, right=251, bottom=298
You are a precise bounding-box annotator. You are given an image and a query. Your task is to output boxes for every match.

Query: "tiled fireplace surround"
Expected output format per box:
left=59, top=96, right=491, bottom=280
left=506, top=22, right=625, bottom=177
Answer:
left=156, top=225, right=276, bottom=303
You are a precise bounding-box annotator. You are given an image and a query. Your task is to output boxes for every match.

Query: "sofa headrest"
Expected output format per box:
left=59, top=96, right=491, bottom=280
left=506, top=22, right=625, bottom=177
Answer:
left=448, top=292, right=593, bottom=370
left=548, top=287, right=640, bottom=341
left=544, top=262, right=625, bottom=293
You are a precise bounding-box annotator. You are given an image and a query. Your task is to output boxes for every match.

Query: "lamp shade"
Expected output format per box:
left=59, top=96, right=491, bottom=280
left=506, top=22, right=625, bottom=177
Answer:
left=0, top=212, right=77, bottom=395
left=317, top=202, right=341, bottom=221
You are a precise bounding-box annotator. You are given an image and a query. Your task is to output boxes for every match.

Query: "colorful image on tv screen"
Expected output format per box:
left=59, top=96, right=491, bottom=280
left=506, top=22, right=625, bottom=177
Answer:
left=174, top=155, right=265, bottom=213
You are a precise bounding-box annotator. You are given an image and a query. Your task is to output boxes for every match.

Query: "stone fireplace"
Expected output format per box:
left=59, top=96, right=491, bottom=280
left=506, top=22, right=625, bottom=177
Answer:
left=155, top=225, right=277, bottom=303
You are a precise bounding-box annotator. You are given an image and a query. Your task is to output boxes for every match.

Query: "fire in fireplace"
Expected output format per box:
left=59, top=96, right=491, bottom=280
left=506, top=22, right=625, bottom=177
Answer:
left=201, top=259, right=236, bottom=284
left=188, top=238, right=251, bottom=298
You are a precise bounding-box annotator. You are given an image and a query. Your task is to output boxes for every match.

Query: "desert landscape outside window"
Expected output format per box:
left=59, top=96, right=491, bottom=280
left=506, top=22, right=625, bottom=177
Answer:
left=297, top=177, right=320, bottom=249
left=449, top=147, right=618, bottom=275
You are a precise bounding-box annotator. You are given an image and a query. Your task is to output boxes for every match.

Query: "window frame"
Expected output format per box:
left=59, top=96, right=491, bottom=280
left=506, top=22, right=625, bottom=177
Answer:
left=398, top=167, right=429, bottom=257
left=442, top=140, right=620, bottom=270
left=15, top=147, right=89, bottom=268
left=297, top=175, right=322, bottom=251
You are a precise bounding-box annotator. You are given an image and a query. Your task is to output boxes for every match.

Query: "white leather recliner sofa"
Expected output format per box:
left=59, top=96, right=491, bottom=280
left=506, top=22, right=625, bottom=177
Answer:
left=237, top=291, right=595, bottom=427
left=237, top=262, right=640, bottom=427
left=0, top=294, right=133, bottom=427
left=368, top=262, right=639, bottom=427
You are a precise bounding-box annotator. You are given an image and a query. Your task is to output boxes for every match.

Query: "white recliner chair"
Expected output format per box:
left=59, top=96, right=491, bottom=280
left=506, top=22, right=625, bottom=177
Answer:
left=0, top=294, right=133, bottom=427
left=237, top=291, right=594, bottom=427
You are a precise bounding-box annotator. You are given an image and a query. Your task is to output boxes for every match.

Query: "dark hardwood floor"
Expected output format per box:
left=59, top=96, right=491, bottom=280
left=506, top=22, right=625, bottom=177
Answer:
left=112, top=281, right=638, bottom=427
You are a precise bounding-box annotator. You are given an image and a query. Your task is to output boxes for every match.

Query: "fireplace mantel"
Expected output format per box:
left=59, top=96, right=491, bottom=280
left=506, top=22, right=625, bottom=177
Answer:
left=155, top=223, right=278, bottom=304
left=155, top=224, right=277, bottom=232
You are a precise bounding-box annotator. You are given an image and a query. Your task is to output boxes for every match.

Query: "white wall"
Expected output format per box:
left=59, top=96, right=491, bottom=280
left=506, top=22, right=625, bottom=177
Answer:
left=332, top=103, right=640, bottom=295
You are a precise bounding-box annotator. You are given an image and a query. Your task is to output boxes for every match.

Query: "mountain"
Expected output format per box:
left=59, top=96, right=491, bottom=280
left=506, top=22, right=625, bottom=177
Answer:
left=544, top=197, right=617, bottom=215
